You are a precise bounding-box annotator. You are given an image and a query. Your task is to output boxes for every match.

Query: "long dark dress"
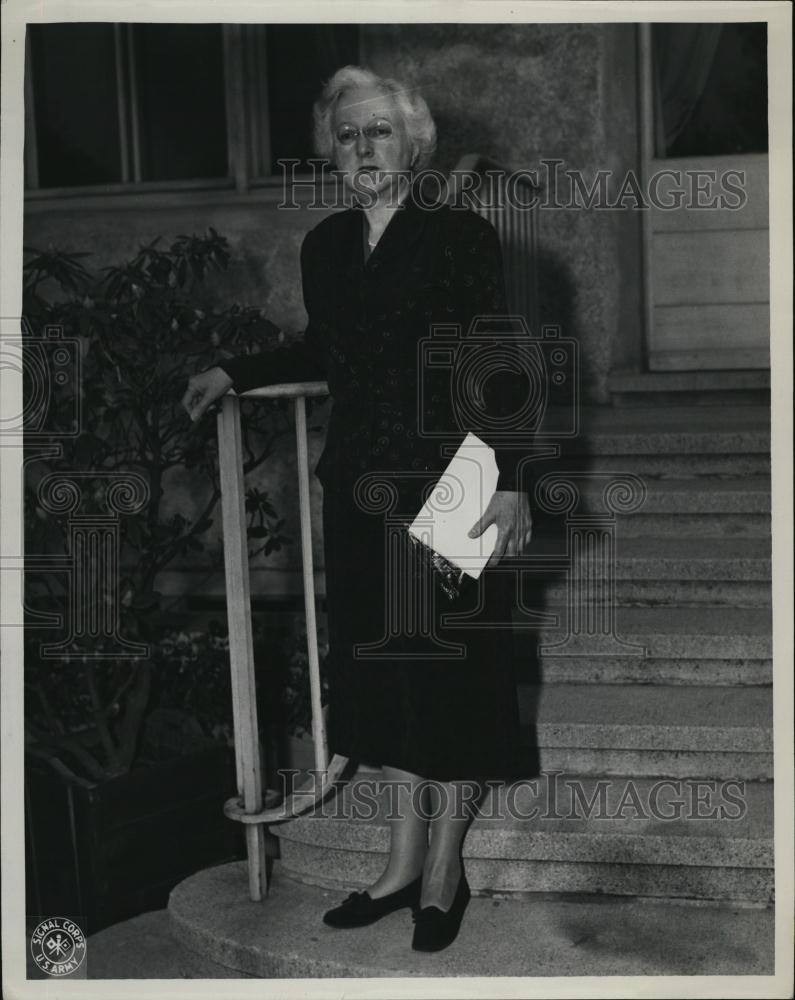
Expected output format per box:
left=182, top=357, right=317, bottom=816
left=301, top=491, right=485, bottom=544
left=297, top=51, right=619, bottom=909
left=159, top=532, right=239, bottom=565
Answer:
left=219, top=192, right=537, bottom=781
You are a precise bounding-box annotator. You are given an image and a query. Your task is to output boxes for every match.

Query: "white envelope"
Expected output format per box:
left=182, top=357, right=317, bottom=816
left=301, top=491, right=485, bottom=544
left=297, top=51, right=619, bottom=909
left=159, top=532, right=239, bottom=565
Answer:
left=408, top=432, right=499, bottom=580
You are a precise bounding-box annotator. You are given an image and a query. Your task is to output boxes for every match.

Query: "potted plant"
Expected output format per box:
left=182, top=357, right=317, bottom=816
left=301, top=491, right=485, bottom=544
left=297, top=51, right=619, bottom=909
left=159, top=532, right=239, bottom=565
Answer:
left=21, top=232, right=320, bottom=932
left=24, top=626, right=240, bottom=934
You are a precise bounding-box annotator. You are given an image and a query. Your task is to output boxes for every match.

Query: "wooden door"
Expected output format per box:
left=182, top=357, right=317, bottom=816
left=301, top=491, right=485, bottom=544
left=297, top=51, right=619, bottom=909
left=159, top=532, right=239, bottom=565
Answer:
left=640, top=23, right=770, bottom=371
left=648, top=153, right=769, bottom=370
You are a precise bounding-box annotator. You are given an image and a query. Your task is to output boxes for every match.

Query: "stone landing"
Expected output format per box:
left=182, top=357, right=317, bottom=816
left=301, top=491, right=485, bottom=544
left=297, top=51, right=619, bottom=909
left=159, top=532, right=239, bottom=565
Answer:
left=150, top=861, right=774, bottom=979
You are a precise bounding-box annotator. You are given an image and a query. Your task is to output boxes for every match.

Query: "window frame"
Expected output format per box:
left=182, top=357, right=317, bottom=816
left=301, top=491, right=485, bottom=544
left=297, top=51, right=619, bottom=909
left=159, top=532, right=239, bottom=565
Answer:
left=23, top=23, right=337, bottom=205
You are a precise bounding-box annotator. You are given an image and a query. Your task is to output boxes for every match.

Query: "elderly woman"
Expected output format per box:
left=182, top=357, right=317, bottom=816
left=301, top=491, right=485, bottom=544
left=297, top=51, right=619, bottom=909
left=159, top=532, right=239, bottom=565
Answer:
left=183, top=65, right=534, bottom=952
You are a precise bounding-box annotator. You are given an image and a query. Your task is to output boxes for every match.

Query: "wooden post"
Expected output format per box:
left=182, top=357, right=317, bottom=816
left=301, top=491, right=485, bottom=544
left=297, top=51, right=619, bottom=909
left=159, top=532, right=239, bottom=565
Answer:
left=216, top=381, right=337, bottom=891
left=293, top=396, right=329, bottom=774
left=217, top=395, right=267, bottom=900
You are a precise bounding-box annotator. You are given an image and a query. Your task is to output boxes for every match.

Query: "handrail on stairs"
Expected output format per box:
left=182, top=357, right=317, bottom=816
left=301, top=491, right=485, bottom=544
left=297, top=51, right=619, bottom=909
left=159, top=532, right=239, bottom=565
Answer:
left=216, top=382, right=350, bottom=901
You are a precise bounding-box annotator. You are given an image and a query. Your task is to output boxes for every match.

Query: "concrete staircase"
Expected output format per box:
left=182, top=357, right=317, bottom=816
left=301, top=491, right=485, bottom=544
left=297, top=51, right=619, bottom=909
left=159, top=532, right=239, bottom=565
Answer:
left=271, top=773, right=772, bottom=904
left=167, top=399, right=774, bottom=975
left=269, top=403, right=775, bottom=903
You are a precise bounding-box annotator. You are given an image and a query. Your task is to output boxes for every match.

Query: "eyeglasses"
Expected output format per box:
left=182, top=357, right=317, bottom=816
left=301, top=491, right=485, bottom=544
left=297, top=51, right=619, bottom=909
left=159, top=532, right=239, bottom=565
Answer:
left=335, top=120, right=394, bottom=146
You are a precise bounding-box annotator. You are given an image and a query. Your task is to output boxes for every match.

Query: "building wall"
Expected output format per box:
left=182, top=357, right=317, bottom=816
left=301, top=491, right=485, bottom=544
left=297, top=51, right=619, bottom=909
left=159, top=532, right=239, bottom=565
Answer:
left=23, top=190, right=325, bottom=334
left=361, top=20, right=644, bottom=392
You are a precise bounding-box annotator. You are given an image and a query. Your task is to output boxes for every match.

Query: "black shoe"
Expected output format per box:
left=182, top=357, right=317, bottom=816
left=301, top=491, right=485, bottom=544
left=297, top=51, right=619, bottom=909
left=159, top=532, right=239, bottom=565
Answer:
left=323, top=874, right=423, bottom=928
left=411, top=870, right=471, bottom=952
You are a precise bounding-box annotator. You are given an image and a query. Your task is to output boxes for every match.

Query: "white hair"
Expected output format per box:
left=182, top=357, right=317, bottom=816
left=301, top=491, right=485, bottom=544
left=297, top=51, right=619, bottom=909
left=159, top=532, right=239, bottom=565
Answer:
left=312, top=64, right=437, bottom=171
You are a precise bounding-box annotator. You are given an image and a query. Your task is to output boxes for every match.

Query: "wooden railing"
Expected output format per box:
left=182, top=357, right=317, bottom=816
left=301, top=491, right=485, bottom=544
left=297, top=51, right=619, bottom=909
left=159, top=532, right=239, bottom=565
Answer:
left=216, top=382, right=349, bottom=901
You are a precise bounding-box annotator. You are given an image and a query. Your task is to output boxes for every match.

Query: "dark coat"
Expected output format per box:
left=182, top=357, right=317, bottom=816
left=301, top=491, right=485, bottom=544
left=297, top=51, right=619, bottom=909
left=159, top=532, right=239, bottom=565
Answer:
left=220, top=194, right=536, bottom=782
left=220, top=194, right=531, bottom=496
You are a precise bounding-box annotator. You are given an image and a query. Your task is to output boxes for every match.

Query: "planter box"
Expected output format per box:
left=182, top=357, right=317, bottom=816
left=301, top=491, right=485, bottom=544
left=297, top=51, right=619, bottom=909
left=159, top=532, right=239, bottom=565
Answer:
left=25, top=743, right=244, bottom=935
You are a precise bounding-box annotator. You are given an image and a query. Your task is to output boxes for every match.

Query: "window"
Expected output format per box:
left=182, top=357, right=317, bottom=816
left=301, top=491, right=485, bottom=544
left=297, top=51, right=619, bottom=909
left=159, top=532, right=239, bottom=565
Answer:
left=652, top=23, right=768, bottom=158
left=262, top=25, right=359, bottom=175
left=24, top=22, right=359, bottom=195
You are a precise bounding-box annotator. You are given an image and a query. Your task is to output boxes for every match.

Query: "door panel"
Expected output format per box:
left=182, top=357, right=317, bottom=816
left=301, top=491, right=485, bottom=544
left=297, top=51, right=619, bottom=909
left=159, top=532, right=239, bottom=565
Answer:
left=653, top=229, right=768, bottom=306
left=648, top=152, right=769, bottom=370
left=652, top=304, right=769, bottom=370
left=641, top=20, right=770, bottom=372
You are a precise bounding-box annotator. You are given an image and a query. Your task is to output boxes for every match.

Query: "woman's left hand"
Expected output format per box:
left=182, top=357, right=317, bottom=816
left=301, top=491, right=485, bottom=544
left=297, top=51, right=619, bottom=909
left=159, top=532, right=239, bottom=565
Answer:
left=468, top=491, right=533, bottom=569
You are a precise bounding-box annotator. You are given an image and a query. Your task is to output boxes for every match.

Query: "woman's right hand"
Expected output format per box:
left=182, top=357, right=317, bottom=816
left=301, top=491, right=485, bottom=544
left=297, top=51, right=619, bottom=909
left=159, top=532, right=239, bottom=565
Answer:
left=181, top=366, right=234, bottom=423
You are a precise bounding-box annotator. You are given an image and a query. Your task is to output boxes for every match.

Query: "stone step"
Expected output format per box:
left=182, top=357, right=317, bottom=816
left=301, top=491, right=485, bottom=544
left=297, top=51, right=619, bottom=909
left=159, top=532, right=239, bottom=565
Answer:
left=518, top=604, right=771, bottom=663
left=517, top=604, right=771, bottom=653
left=532, top=404, right=769, bottom=477
left=611, top=477, right=770, bottom=513
left=517, top=536, right=771, bottom=606
left=607, top=369, right=770, bottom=408
left=532, top=476, right=772, bottom=538
left=518, top=683, right=772, bottom=779
left=565, top=454, right=770, bottom=477
left=535, top=654, right=771, bottom=687
left=606, top=512, right=770, bottom=538
left=541, top=403, right=770, bottom=450
left=168, top=863, right=774, bottom=978
left=86, top=910, right=259, bottom=980
left=540, top=579, right=769, bottom=607
left=515, top=605, right=772, bottom=685
left=525, top=535, right=770, bottom=576
left=267, top=773, right=773, bottom=905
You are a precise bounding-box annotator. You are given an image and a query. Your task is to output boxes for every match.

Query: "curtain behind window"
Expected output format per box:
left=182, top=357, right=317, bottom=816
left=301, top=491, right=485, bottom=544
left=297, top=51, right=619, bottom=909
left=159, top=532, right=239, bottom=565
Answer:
left=653, top=23, right=724, bottom=156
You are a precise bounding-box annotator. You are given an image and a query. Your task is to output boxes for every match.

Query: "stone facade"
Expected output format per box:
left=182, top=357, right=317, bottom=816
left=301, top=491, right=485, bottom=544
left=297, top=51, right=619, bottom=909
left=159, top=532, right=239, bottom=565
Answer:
left=361, top=21, right=644, bottom=397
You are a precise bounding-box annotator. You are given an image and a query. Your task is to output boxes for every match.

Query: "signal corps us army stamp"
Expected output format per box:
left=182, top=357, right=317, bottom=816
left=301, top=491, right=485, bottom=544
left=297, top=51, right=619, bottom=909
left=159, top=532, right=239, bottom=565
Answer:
left=30, top=917, right=87, bottom=976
